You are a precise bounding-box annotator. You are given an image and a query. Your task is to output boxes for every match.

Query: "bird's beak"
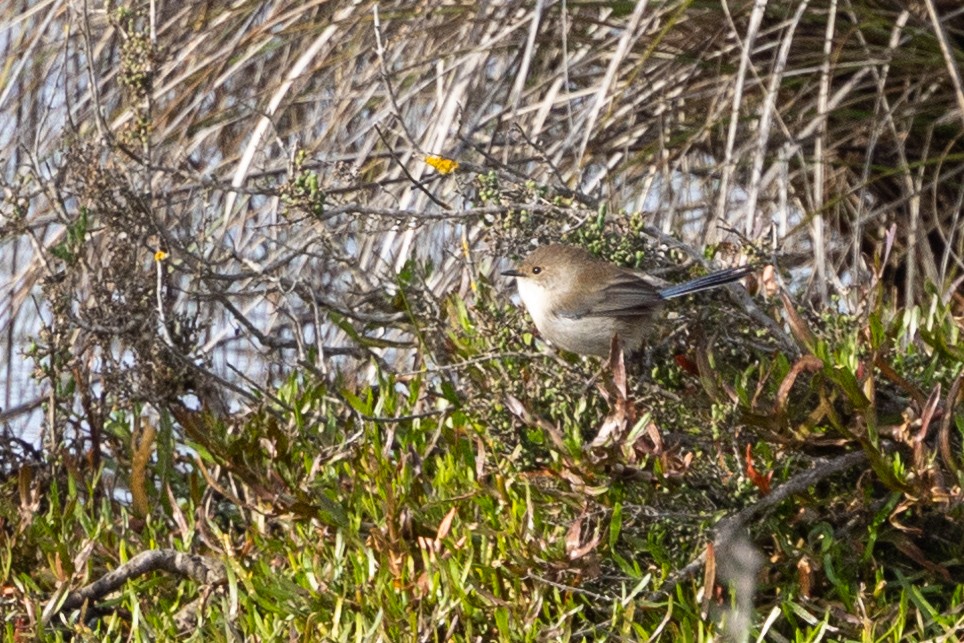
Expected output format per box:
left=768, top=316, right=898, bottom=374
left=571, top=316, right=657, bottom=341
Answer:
left=501, top=268, right=523, bottom=277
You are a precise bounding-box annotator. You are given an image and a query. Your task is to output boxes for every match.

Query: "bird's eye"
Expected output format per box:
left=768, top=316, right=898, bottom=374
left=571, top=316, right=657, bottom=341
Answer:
left=532, top=266, right=542, bottom=275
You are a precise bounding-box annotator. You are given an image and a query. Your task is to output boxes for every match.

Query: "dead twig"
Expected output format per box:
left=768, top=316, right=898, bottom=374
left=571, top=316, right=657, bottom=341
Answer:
left=45, top=549, right=226, bottom=625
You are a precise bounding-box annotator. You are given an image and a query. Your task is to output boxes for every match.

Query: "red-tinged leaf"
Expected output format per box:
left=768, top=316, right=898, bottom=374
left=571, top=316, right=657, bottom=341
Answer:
left=775, top=355, right=823, bottom=417
left=675, top=353, right=699, bottom=376
left=915, top=384, right=941, bottom=443
left=566, top=511, right=602, bottom=560
left=875, top=355, right=927, bottom=407
left=565, top=514, right=583, bottom=556
left=760, top=264, right=779, bottom=298
left=701, top=541, right=716, bottom=618
left=889, top=533, right=952, bottom=582
left=797, top=556, right=812, bottom=599
left=745, top=444, right=772, bottom=495
left=608, top=334, right=627, bottom=399
left=414, top=570, right=432, bottom=598
left=938, top=372, right=963, bottom=477
left=436, top=506, right=457, bottom=542
left=569, top=529, right=602, bottom=560
left=780, top=291, right=816, bottom=350
left=648, top=420, right=664, bottom=453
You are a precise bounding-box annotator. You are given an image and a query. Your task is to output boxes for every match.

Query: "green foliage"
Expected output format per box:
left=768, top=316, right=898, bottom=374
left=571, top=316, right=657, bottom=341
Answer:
left=4, top=0, right=964, bottom=639
left=49, top=208, right=89, bottom=266
left=281, top=149, right=327, bottom=219
left=7, top=268, right=964, bottom=641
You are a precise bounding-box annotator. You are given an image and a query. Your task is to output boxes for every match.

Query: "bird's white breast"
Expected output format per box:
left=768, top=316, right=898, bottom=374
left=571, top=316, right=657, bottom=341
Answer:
left=515, top=278, right=553, bottom=331
left=515, top=278, right=627, bottom=356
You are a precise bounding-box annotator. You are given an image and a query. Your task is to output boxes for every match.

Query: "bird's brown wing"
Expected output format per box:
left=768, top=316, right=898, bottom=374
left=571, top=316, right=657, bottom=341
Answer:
left=555, top=273, right=662, bottom=319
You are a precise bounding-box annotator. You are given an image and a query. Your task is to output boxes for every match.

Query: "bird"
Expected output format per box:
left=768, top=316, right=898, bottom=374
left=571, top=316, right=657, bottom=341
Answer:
left=502, top=244, right=753, bottom=357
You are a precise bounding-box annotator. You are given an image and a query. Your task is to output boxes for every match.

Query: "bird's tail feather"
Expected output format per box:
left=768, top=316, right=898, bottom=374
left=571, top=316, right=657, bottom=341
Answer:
left=657, top=265, right=754, bottom=299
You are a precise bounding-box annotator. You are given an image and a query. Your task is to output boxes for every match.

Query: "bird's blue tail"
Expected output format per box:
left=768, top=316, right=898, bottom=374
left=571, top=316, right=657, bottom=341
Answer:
left=658, top=265, right=754, bottom=299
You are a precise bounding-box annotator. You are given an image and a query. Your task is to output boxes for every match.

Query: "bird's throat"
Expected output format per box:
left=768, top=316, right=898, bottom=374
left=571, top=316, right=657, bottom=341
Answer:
left=515, top=279, right=553, bottom=329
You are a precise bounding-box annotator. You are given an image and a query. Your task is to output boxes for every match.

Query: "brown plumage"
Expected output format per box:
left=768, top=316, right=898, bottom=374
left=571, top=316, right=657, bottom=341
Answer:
left=502, top=244, right=751, bottom=356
